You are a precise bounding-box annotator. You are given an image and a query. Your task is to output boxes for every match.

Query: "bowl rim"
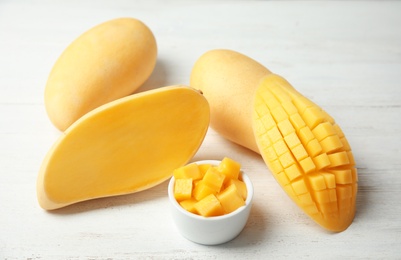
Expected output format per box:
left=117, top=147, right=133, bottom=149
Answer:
left=168, top=159, right=254, bottom=221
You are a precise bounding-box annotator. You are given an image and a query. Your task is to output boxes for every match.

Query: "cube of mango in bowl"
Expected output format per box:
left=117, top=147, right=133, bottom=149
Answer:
left=168, top=158, right=254, bottom=245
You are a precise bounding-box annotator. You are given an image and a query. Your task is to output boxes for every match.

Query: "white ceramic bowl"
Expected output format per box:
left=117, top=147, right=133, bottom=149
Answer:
left=168, top=160, right=254, bottom=245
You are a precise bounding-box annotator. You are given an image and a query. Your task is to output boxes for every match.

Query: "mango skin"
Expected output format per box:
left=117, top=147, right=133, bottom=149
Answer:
left=45, top=18, right=157, bottom=131
left=190, top=49, right=271, bottom=153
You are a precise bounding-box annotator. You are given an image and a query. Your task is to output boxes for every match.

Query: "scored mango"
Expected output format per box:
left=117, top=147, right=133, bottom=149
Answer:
left=173, top=158, right=247, bottom=217
left=252, top=74, right=358, bottom=232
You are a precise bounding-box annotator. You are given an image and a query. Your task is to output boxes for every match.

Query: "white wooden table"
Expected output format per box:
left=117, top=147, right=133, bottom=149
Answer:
left=1, top=1, right=400, bottom=259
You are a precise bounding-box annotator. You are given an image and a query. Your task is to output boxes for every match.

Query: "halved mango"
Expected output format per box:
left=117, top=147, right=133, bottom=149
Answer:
left=37, top=86, right=210, bottom=210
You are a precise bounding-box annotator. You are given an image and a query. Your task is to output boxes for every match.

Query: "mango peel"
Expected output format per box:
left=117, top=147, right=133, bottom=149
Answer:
left=45, top=18, right=157, bottom=131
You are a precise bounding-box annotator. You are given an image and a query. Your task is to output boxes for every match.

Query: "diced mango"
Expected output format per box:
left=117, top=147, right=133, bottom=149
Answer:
left=227, top=178, right=247, bottom=200
left=284, top=132, right=301, bottom=149
left=173, top=158, right=248, bottom=217
left=291, top=144, right=308, bottom=161
left=173, top=163, right=203, bottom=181
left=299, top=157, right=316, bottom=174
left=305, top=139, right=323, bottom=157
left=298, top=126, right=314, bottom=145
left=313, top=153, right=331, bottom=170
left=290, top=113, right=306, bottom=131
left=273, top=140, right=288, bottom=157
left=277, top=119, right=295, bottom=136
left=198, top=164, right=212, bottom=177
left=312, top=122, right=336, bottom=141
left=282, top=101, right=298, bottom=115
left=252, top=74, right=358, bottom=232
left=194, top=194, right=224, bottom=217
left=174, top=178, right=193, bottom=202
left=303, top=107, right=325, bottom=129
left=217, top=157, right=241, bottom=183
left=193, top=180, right=217, bottom=201
left=179, top=198, right=198, bottom=214
left=284, top=164, right=302, bottom=181
left=202, top=167, right=225, bottom=192
left=267, top=126, right=282, bottom=143
left=217, top=184, right=245, bottom=214
left=320, top=135, right=343, bottom=153
left=271, top=106, right=288, bottom=122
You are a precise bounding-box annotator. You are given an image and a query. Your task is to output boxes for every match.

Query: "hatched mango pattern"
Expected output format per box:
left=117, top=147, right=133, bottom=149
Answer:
left=253, top=74, right=358, bottom=232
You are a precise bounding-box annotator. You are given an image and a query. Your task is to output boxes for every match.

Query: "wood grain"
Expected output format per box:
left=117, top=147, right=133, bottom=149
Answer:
left=1, top=0, right=400, bottom=258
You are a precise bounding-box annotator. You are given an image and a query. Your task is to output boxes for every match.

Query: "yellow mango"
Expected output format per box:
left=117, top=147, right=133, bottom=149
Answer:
left=174, top=159, right=248, bottom=217
left=253, top=74, right=357, bottom=232
left=190, top=49, right=357, bottom=232
left=179, top=198, right=198, bottom=214
left=193, top=181, right=216, bottom=201
left=45, top=18, right=157, bottom=131
left=173, top=163, right=202, bottom=181
left=217, top=184, right=245, bottom=214
left=226, top=178, right=247, bottom=200
left=202, top=167, right=226, bottom=192
left=194, top=194, right=224, bottom=217
left=198, top=164, right=212, bottom=177
left=37, top=86, right=209, bottom=210
left=174, top=178, right=193, bottom=202
left=190, top=49, right=271, bottom=152
left=217, top=157, right=241, bottom=184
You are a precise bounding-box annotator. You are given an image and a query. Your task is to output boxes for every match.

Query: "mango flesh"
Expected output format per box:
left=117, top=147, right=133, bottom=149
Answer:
left=190, top=49, right=357, bottom=231
left=45, top=18, right=157, bottom=131
left=173, top=158, right=247, bottom=217
left=190, top=49, right=271, bottom=152
left=37, top=86, right=209, bottom=210
left=253, top=74, right=357, bottom=232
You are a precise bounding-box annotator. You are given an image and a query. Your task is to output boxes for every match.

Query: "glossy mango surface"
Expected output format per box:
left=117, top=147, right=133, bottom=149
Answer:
left=45, top=18, right=157, bottom=131
left=38, top=86, right=209, bottom=210
left=253, top=74, right=357, bottom=232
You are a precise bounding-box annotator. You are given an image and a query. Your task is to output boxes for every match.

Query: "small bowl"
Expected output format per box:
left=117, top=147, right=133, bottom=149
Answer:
left=168, top=160, right=254, bottom=245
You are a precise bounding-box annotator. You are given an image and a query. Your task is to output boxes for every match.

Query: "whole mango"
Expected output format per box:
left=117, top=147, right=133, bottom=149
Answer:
left=45, top=18, right=157, bottom=131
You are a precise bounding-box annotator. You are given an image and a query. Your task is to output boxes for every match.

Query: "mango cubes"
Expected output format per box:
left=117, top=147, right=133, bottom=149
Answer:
left=173, top=158, right=247, bottom=217
left=252, top=74, right=358, bottom=232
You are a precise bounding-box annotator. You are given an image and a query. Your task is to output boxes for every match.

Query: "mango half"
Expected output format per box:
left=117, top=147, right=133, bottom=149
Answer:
left=45, top=18, right=157, bottom=131
left=37, top=86, right=210, bottom=210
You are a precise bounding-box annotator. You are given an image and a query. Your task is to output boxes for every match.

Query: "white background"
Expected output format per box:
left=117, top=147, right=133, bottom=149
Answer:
left=1, top=0, right=400, bottom=259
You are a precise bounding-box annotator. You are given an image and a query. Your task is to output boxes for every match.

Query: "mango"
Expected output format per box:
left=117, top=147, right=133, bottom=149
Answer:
left=173, top=163, right=203, bottom=181
left=37, top=86, right=209, bottom=210
left=217, top=184, right=245, bottom=214
left=179, top=198, right=198, bottom=214
left=174, top=178, right=193, bottom=202
left=193, top=181, right=217, bottom=201
left=202, top=167, right=225, bottom=193
left=45, top=18, right=157, bottom=131
left=173, top=158, right=247, bottom=217
left=217, top=157, right=241, bottom=185
left=194, top=194, right=224, bottom=217
left=226, top=178, right=247, bottom=200
left=190, top=49, right=271, bottom=152
left=253, top=74, right=357, bottom=232
left=190, top=49, right=358, bottom=232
